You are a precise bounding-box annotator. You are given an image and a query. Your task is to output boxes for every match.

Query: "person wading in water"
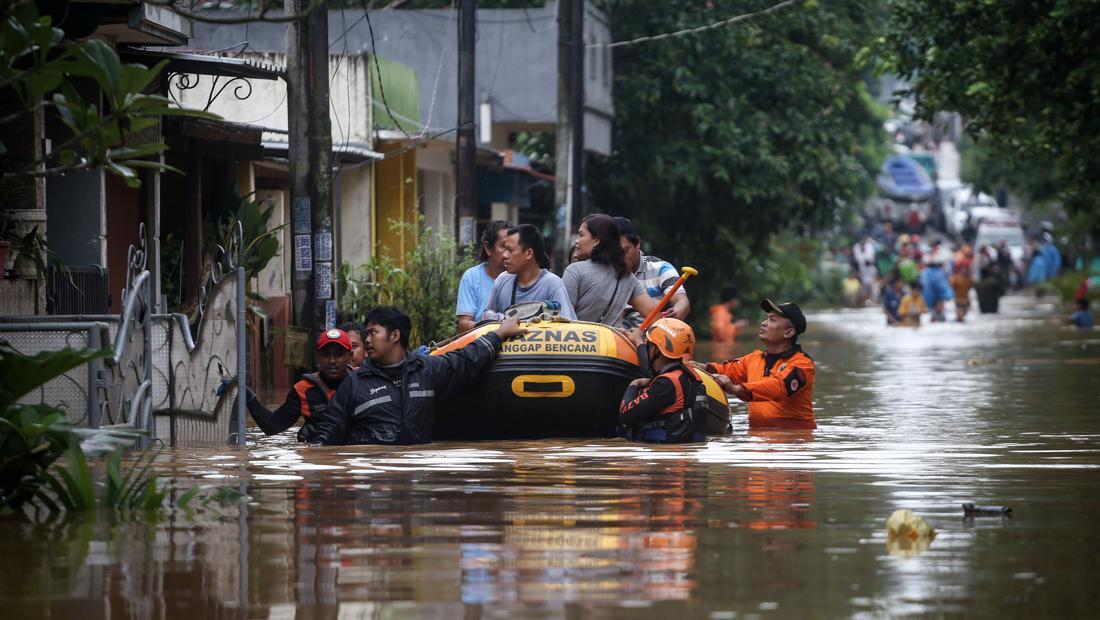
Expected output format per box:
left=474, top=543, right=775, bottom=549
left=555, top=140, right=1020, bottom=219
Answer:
left=692, top=299, right=816, bottom=430
left=314, top=306, right=525, bottom=445
left=224, top=328, right=355, bottom=443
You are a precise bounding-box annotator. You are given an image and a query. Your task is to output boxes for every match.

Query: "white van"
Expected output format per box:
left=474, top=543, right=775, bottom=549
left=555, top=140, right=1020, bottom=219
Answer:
left=945, top=187, right=1002, bottom=237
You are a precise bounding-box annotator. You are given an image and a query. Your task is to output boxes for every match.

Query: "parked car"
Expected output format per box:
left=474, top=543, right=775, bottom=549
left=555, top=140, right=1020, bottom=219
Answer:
left=944, top=187, right=1005, bottom=238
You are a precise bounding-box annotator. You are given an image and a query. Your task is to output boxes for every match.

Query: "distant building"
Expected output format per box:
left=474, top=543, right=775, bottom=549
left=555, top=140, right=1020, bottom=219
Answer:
left=184, top=2, right=614, bottom=248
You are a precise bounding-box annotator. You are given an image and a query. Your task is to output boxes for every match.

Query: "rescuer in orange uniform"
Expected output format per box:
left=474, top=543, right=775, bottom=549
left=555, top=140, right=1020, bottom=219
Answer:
left=619, top=318, right=708, bottom=443
left=693, top=299, right=816, bottom=429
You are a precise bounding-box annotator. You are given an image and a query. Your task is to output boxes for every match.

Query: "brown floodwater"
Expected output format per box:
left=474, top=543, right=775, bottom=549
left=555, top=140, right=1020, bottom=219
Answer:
left=2, top=295, right=1098, bottom=618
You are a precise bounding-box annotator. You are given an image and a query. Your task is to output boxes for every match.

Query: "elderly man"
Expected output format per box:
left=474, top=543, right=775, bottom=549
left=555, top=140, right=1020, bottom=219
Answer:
left=692, top=299, right=816, bottom=429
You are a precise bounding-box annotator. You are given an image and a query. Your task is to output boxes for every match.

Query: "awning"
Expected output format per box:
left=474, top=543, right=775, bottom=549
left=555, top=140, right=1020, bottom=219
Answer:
left=119, top=48, right=285, bottom=80
left=262, top=135, right=384, bottom=164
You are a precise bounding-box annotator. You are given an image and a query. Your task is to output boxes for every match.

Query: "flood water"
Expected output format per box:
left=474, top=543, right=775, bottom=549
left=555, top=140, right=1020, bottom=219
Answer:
left=2, top=295, right=1099, bottom=618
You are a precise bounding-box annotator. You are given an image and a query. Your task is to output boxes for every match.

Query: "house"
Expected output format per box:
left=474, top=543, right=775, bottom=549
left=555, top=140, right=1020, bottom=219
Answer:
left=0, top=3, right=312, bottom=405
left=184, top=1, right=613, bottom=252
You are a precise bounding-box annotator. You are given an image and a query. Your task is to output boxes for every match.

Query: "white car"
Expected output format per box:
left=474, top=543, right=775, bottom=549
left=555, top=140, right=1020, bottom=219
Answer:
left=945, top=187, right=1008, bottom=238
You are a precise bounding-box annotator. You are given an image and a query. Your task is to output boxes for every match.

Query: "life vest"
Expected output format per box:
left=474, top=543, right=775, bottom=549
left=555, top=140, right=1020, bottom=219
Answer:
left=621, top=366, right=708, bottom=444
left=293, top=372, right=337, bottom=443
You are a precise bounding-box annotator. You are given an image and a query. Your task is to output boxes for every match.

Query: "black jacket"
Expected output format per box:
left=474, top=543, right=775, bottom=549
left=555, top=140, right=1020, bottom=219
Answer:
left=315, top=332, right=503, bottom=445
left=246, top=372, right=337, bottom=442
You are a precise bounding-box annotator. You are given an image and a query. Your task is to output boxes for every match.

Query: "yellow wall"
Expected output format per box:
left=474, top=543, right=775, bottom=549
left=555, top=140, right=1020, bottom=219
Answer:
left=373, top=143, right=418, bottom=265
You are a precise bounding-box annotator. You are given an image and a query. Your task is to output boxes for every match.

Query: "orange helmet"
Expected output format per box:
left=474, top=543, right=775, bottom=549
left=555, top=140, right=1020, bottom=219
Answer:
left=645, top=318, right=696, bottom=360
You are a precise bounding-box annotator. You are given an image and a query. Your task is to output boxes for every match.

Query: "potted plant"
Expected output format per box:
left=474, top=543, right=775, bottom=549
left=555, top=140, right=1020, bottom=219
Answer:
left=10, top=225, right=51, bottom=280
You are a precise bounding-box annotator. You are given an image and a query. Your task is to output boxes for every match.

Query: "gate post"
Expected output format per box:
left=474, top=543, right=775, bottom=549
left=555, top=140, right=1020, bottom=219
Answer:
left=236, top=265, right=247, bottom=447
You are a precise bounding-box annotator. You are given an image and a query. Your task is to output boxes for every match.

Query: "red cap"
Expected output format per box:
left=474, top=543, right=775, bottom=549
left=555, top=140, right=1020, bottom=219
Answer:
left=316, top=328, right=352, bottom=351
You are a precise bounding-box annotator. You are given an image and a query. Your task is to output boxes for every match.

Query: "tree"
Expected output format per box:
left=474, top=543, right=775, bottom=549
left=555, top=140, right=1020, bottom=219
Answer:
left=588, top=0, right=888, bottom=304
left=879, top=0, right=1100, bottom=240
left=0, top=1, right=215, bottom=187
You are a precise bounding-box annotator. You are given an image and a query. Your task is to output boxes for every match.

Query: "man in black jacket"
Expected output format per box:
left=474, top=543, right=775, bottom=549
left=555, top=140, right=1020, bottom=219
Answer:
left=314, top=306, right=524, bottom=445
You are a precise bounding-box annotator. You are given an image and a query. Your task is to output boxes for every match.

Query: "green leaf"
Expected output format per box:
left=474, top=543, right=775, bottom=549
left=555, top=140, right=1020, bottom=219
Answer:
left=54, top=444, right=95, bottom=511
left=0, top=344, right=111, bottom=410
left=40, top=469, right=76, bottom=512
left=103, top=448, right=123, bottom=507
left=175, top=486, right=202, bottom=508
left=137, top=477, right=167, bottom=511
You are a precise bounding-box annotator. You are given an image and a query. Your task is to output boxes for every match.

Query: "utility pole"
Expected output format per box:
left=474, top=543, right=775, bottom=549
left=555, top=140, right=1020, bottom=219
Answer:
left=456, top=0, right=477, bottom=246
left=286, top=0, right=335, bottom=334
left=555, top=0, right=584, bottom=268
left=570, top=0, right=585, bottom=219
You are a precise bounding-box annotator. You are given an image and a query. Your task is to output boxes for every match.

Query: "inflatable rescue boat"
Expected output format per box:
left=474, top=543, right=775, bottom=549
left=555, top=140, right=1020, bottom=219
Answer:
left=430, top=316, right=732, bottom=440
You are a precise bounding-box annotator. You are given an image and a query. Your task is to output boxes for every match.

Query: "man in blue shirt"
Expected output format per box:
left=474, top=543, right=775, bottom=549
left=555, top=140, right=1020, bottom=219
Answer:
left=456, top=220, right=512, bottom=332
left=1071, top=298, right=1094, bottom=329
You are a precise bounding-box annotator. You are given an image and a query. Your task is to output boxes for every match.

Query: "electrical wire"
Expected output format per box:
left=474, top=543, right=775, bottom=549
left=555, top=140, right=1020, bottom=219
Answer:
left=363, top=1, right=412, bottom=139
left=373, top=101, right=450, bottom=134
left=240, top=86, right=287, bottom=125
left=484, top=6, right=505, bottom=101
left=589, top=0, right=804, bottom=49
left=413, top=9, right=554, bottom=24
left=521, top=6, right=556, bottom=33
left=374, top=123, right=469, bottom=162
left=418, top=0, right=456, bottom=138
left=330, top=5, right=353, bottom=179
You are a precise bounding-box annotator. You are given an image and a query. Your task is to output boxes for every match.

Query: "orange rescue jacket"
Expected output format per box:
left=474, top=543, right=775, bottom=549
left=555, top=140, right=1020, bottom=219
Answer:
left=708, top=345, right=815, bottom=429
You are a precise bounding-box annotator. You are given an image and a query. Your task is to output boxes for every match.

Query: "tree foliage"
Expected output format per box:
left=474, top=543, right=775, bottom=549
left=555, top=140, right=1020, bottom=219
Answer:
left=879, top=0, right=1100, bottom=239
left=338, top=221, right=476, bottom=346
left=588, top=0, right=887, bottom=306
left=0, top=2, right=215, bottom=186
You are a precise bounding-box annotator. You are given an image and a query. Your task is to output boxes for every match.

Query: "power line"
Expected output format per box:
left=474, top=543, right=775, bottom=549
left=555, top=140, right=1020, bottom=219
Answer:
left=589, top=0, right=805, bottom=50
left=363, top=2, right=412, bottom=139
left=372, top=99, right=449, bottom=133
left=374, top=123, right=468, bottom=162
left=409, top=9, right=554, bottom=24
left=331, top=6, right=354, bottom=180
left=419, top=0, right=456, bottom=138
left=521, top=6, right=556, bottom=33
left=240, top=86, right=287, bottom=125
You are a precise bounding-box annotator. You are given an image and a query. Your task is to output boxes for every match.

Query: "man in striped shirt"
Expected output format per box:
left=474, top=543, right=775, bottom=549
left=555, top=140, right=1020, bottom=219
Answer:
left=614, top=217, right=691, bottom=329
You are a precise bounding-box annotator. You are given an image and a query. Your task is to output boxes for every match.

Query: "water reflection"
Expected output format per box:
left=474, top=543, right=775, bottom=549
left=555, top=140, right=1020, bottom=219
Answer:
left=1, top=295, right=1099, bottom=617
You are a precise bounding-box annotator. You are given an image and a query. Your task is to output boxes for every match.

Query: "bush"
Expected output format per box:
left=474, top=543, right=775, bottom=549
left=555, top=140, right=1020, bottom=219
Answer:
left=339, top=221, right=476, bottom=346
left=690, top=233, right=847, bottom=338
left=0, top=342, right=195, bottom=519
left=1036, top=268, right=1100, bottom=307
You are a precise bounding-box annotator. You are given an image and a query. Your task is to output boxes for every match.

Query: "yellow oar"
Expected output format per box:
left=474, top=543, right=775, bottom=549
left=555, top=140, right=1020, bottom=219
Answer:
left=638, top=266, right=697, bottom=332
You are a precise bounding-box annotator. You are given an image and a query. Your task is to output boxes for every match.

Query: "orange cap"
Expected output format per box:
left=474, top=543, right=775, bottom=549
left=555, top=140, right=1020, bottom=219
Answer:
left=645, top=318, right=696, bottom=360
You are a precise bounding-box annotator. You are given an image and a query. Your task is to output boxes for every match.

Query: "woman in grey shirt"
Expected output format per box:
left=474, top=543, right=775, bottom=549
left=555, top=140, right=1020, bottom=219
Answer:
left=563, top=214, right=657, bottom=328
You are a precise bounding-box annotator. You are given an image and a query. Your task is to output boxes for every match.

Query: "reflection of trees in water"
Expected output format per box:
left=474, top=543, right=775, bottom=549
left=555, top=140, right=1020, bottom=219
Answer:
left=0, top=482, right=284, bottom=617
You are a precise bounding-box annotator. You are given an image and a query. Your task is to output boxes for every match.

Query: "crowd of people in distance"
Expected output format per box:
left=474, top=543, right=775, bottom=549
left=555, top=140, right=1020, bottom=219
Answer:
left=839, top=223, right=1072, bottom=327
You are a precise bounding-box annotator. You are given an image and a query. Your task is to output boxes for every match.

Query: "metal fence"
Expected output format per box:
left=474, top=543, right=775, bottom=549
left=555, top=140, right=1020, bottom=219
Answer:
left=0, top=223, right=249, bottom=447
